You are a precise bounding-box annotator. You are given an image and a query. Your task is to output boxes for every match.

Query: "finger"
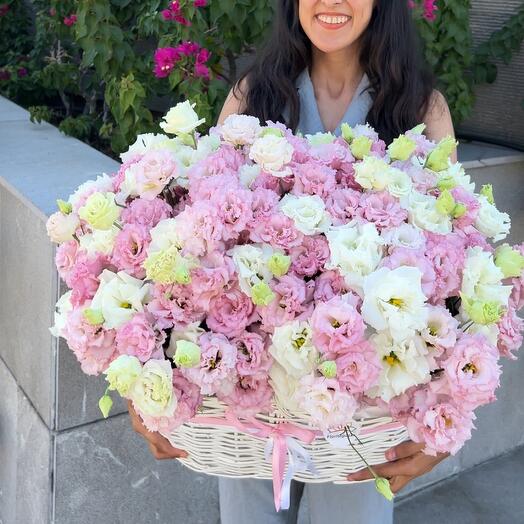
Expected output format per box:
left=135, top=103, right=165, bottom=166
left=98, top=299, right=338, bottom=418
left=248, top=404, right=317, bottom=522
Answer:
left=385, top=440, right=425, bottom=461
left=153, top=435, right=188, bottom=458
left=389, top=475, right=412, bottom=494
left=348, top=456, right=421, bottom=480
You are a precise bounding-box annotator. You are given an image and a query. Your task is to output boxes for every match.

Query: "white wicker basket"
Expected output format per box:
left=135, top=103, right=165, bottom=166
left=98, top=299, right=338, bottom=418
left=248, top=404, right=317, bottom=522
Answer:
left=167, top=397, right=408, bottom=485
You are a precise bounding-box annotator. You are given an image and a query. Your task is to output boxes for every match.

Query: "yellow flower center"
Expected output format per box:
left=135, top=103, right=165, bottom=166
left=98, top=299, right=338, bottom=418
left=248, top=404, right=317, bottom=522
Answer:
left=120, top=302, right=132, bottom=309
left=383, top=351, right=400, bottom=366
left=388, top=297, right=404, bottom=308
left=331, top=319, right=341, bottom=328
left=462, top=362, right=478, bottom=374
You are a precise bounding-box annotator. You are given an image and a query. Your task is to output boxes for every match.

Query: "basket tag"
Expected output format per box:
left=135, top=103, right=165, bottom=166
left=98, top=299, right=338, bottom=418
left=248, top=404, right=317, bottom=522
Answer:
left=323, top=422, right=362, bottom=449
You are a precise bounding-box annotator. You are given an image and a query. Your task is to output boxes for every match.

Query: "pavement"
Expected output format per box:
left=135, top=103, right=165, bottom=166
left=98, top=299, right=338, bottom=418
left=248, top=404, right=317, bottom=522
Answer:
left=394, top=445, right=524, bottom=524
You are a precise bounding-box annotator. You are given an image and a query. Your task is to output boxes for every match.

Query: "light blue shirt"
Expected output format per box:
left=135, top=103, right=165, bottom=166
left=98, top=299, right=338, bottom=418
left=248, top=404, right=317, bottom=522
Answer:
left=282, top=67, right=373, bottom=136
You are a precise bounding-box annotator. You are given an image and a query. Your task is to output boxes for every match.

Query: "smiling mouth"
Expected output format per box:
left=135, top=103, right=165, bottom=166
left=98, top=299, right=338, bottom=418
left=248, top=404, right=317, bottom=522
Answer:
left=315, top=14, right=352, bottom=27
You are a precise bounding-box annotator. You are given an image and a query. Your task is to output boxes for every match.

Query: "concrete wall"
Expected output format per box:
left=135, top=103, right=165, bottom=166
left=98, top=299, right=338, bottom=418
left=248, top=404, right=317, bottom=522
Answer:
left=0, top=95, right=523, bottom=521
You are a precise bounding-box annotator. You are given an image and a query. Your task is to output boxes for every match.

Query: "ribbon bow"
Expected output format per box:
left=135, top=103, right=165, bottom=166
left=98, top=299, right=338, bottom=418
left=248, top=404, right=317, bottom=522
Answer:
left=192, top=411, right=318, bottom=511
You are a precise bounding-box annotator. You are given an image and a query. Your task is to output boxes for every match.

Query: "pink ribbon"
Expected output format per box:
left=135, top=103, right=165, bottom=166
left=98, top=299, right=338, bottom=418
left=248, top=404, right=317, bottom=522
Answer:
left=191, top=412, right=317, bottom=511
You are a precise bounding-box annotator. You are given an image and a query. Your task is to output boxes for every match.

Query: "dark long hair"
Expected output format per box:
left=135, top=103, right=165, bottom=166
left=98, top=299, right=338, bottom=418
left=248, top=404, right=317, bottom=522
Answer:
left=234, top=0, right=434, bottom=144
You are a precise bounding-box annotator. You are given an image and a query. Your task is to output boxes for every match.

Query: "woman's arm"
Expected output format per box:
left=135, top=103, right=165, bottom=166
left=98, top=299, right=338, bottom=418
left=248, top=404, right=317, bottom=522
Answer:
left=216, top=77, right=249, bottom=125
left=424, top=90, right=458, bottom=162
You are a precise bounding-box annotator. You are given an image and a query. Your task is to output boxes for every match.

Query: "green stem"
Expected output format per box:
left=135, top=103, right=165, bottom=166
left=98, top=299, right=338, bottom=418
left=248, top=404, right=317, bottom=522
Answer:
left=344, top=427, right=378, bottom=480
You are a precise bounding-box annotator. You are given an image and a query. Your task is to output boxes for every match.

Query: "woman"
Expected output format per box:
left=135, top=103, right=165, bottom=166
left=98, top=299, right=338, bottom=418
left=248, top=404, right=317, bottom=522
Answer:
left=129, top=0, right=456, bottom=522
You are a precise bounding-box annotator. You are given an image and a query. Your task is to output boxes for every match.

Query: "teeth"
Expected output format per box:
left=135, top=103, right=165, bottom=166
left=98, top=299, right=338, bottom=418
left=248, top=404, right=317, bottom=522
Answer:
left=317, top=15, right=349, bottom=24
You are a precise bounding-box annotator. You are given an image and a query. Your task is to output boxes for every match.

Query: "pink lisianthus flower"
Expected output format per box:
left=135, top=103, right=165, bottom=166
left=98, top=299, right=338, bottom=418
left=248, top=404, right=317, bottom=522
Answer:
left=115, top=312, right=161, bottom=362
left=325, top=188, right=361, bottom=225
left=497, top=305, right=524, bottom=360
left=442, top=333, right=501, bottom=410
left=219, top=374, right=273, bottom=418
left=420, top=305, right=459, bottom=355
left=450, top=186, right=480, bottom=230
left=189, top=171, right=239, bottom=203
left=358, top=191, right=408, bottom=230
left=313, top=270, right=350, bottom=303
left=259, top=274, right=313, bottom=331
left=126, top=150, right=178, bottom=200
left=310, top=138, right=355, bottom=171
left=289, top=235, right=330, bottom=277
left=380, top=247, right=436, bottom=298
left=191, top=252, right=235, bottom=310
left=207, top=285, right=258, bottom=338
left=121, top=197, right=172, bottom=228
left=147, top=283, right=205, bottom=330
left=407, top=402, right=476, bottom=456
left=175, top=201, right=225, bottom=257
left=138, top=370, right=202, bottom=433
left=181, top=332, right=238, bottom=395
left=424, top=232, right=466, bottom=304
left=234, top=331, right=272, bottom=376
left=189, top=144, right=245, bottom=183
left=249, top=212, right=303, bottom=250
left=296, top=374, right=358, bottom=431
left=292, top=160, right=336, bottom=199
left=335, top=341, right=381, bottom=394
left=250, top=187, right=280, bottom=224
left=66, top=251, right=107, bottom=307
left=210, top=185, right=253, bottom=241
left=55, top=240, right=80, bottom=282
left=403, top=163, right=437, bottom=193
left=62, top=307, right=116, bottom=375
left=111, top=224, right=150, bottom=278
left=310, top=294, right=366, bottom=355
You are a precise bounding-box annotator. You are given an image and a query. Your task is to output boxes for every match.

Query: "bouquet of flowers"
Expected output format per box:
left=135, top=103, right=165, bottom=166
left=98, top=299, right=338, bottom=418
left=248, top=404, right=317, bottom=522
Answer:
left=48, top=101, right=524, bottom=507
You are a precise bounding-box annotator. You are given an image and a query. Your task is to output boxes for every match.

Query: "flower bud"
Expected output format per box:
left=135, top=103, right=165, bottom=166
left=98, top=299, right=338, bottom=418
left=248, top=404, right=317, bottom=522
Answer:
left=375, top=477, right=394, bottom=501
left=350, top=135, right=372, bottom=160
left=387, top=135, right=416, bottom=161
left=83, top=308, right=105, bottom=326
left=318, top=360, right=337, bottom=379
left=268, top=253, right=291, bottom=277
left=426, top=136, right=458, bottom=172
left=494, top=244, right=524, bottom=278
left=251, top=281, right=275, bottom=306
left=174, top=340, right=201, bottom=368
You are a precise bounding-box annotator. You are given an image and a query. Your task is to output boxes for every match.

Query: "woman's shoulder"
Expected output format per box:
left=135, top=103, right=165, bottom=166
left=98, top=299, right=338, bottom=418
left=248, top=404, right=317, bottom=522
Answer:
left=217, top=76, right=250, bottom=125
left=423, top=89, right=455, bottom=145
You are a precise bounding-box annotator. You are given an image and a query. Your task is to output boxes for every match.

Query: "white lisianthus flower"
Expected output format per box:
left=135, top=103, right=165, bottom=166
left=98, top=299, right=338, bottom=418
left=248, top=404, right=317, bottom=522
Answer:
left=362, top=266, right=428, bottom=343
left=68, top=173, right=114, bottom=212
left=46, top=212, right=80, bottom=244
left=353, top=157, right=390, bottom=191
left=437, top=162, right=475, bottom=192
left=461, top=247, right=512, bottom=305
left=79, top=227, right=119, bottom=256
left=269, top=321, right=319, bottom=378
left=385, top=167, right=413, bottom=198
left=193, top=133, right=221, bottom=159
left=381, top=223, right=425, bottom=250
left=229, top=243, right=274, bottom=296
left=128, top=359, right=177, bottom=418
left=120, top=133, right=168, bottom=163
left=280, top=194, right=331, bottom=235
left=248, top=134, right=294, bottom=177
left=148, top=218, right=182, bottom=254
left=220, top=114, right=262, bottom=146
left=474, top=195, right=511, bottom=242
left=326, top=221, right=385, bottom=290
left=367, top=332, right=431, bottom=402
left=90, top=270, right=152, bottom=329
left=269, top=362, right=301, bottom=412
left=238, top=164, right=261, bottom=188
left=50, top=291, right=73, bottom=338
left=457, top=315, right=500, bottom=345
left=403, top=191, right=452, bottom=234
left=160, top=101, right=205, bottom=136
left=104, top=355, right=143, bottom=398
